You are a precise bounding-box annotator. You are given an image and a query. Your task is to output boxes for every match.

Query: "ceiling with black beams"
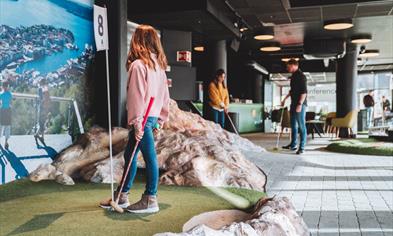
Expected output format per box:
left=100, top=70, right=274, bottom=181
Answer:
left=229, top=0, right=393, bottom=68
left=128, top=0, right=241, bottom=40
left=127, top=0, right=393, bottom=72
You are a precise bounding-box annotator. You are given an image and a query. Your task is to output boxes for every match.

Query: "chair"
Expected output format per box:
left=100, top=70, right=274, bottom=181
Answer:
left=325, top=112, right=336, bottom=134
left=306, top=112, right=316, bottom=121
left=331, top=110, right=358, bottom=138
left=271, top=109, right=282, bottom=123
left=281, top=108, right=291, bottom=129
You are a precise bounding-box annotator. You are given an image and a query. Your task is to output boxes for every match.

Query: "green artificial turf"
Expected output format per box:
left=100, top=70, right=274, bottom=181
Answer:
left=0, top=180, right=265, bottom=236
left=326, top=138, right=393, bottom=156
left=357, top=131, right=369, bottom=135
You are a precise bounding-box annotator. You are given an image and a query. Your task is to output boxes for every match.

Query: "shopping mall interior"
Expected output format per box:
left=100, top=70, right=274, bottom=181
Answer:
left=0, top=0, right=392, bottom=235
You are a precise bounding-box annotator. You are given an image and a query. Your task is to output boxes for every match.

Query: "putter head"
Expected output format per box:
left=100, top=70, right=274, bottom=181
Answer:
left=110, top=200, right=124, bottom=213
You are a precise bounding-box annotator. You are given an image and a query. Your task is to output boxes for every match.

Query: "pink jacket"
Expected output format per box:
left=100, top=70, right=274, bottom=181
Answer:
left=126, top=54, right=170, bottom=130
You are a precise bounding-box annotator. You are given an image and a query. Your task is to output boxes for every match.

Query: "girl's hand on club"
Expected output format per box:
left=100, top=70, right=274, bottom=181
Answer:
left=153, top=128, right=160, bottom=135
left=135, top=129, right=144, bottom=141
left=153, top=123, right=161, bottom=135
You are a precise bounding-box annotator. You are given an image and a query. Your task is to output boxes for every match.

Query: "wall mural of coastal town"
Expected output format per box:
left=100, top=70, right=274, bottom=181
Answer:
left=0, top=0, right=95, bottom=184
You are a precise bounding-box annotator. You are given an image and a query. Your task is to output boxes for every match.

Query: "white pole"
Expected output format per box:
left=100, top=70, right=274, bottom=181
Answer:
left=72, top=100, right=85, bottom=134
left=94, top=3, right=113, bottom=201
left=105, top=49, right=114, bottom=201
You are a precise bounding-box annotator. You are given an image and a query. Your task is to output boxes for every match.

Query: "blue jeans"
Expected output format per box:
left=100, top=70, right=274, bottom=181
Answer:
left=118, top=117, right=159, bottom=196
left=210, top=106, right=225, bottom=128
left=290, top=105, right=307, bottom=150
left=366, top=107, right=373, bottom=128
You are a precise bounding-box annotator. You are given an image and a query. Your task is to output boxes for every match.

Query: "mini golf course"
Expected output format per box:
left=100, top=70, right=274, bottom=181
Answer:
left=326, top=138, right=393, bottom=156
left=0, top=180, right=265, bottom=236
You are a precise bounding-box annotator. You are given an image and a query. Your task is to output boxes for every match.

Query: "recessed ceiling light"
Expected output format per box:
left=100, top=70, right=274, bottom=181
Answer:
left=358, top=49, right=379, bottom=58
left=254, top=27, right=274, bottom=40
left=281, top=57, right=299, bottom=62
left=351, top=34, right=372, bottom=44
left=255, top=34, right=274, bottom=40
left=240, top=27, right=248, bottom=32
left=260, top=41, right=281, bottom=52
left=193, top=46, right=204, bottom=52
left=324, top=19, right=353, bottom=30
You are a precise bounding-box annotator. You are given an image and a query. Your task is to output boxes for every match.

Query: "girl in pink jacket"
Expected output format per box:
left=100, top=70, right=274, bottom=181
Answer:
left=100, top=25, right=170, bottom=214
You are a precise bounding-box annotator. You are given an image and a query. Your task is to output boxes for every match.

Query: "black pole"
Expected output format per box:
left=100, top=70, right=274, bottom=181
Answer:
left=252, top=72, right=263, bottom=103
left=202, top=40, right=227, bottom=120
left=336, top=44, right=357, bottom=137
left=93, top=0, right=128, bottom=128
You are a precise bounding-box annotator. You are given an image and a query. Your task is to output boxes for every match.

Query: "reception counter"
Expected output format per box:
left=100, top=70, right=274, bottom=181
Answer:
left=192, top=103, right=264, bottom=133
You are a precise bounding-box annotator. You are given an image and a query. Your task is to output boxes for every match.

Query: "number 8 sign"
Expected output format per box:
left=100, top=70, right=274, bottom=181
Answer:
left=94, top=5, right=114, bottom=198
left=93, top=5, right=109, bottom=51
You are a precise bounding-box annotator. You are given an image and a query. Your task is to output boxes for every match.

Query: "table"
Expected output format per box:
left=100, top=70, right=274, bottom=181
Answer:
left=306, top=120, right=325, bottom=139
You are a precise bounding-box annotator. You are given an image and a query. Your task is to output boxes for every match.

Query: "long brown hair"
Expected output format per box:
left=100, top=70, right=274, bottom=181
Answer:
left=213, top=69, right=226, bottom=89
left=126, top=25, right=167, bottom=71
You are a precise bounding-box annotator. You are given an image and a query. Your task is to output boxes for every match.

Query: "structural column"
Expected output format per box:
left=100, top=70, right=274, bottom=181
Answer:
left=202, top=40, right=227, bottom=119
left=93, top=0, right=128, bottom=127
left=252, top=72, right=263, bottom=103
left=336, top=44, right=357, bottom=137
left=207, top=40, right=227, bottom=74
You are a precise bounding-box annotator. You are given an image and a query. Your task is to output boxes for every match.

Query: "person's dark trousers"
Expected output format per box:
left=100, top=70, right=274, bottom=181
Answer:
left=210, top=106, right=225, bottom=128
left=118, top=117, right=159, bottom=196
left=290, top=104, right=307, bottom=150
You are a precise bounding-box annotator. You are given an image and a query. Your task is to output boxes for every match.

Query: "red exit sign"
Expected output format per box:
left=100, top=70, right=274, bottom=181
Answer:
left=176, top=51, right=191, bottom=63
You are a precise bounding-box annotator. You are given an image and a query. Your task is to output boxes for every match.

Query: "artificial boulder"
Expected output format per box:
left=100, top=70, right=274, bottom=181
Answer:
left=155, top=197, right=310, bottom=236
left=183, top=209, right=250, bottom=231
left=30, top=100, right=267, bottom=191
left=29, top=127, right=128, bottom=185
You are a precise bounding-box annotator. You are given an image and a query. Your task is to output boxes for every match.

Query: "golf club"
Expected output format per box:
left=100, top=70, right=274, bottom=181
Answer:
left=110, top=97, right=155, bottom=213
left=225, top=111, right=239, bottom=135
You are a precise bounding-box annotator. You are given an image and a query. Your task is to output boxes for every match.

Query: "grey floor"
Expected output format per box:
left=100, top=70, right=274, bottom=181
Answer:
left=242, top=133, right=393, bottom=236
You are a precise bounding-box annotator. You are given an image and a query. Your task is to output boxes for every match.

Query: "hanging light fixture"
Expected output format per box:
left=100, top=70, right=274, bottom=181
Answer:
left=359, top=49, right=379, bottom=58
left=351, top=34, right=372, bottom=44
left=254, top=27, right=274, bottom=40
left=323, top=18, right=353, bottom=30
left=281, top=57, right=299, bottom=62
left=260, top=41, right=281, bottom=52
left=240, top=27, right=248, bottom=32
left=193, top=46, right=204, bottom=52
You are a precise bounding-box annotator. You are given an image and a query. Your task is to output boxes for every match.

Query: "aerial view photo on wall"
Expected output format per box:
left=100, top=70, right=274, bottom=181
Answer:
left=0, top=0, right=95, bottom=184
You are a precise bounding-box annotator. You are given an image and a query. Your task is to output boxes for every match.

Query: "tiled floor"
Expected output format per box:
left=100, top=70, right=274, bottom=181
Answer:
left=242, top=133, right=393, bottom=236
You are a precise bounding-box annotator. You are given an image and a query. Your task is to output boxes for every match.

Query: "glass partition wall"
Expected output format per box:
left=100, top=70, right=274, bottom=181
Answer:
left=358, top=72, right=392, bottom=118
left=271, top=71, right=392, bottom=114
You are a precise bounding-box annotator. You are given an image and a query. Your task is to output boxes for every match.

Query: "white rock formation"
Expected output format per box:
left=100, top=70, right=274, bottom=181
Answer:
left=155, top=197, right=309, bottom=236
left=29, top=127, right=128, bottom=185
left=29, top=100, right=267, bottom=191
left=183, top=209, right=250, bottom=231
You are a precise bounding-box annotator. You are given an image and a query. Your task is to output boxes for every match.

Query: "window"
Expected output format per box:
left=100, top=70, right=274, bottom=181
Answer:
left=357, top=72, right=393, bottom=118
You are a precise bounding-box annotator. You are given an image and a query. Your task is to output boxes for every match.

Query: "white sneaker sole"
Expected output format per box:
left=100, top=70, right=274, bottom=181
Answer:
left=99, top=202, right=130, bottom=209
left=126, top=207, right=159, bottom=214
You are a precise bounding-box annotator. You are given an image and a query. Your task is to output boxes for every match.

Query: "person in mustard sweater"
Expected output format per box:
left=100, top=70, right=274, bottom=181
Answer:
left=208, top=69, right=229, bottom=128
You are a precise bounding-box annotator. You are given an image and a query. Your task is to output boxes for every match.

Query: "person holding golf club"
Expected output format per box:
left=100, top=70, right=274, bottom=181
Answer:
left=100, top=24, right=170, bottom=214
left=281, top=59, right=307, bottom=154
left=208, top=69, right=229, bottom=128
